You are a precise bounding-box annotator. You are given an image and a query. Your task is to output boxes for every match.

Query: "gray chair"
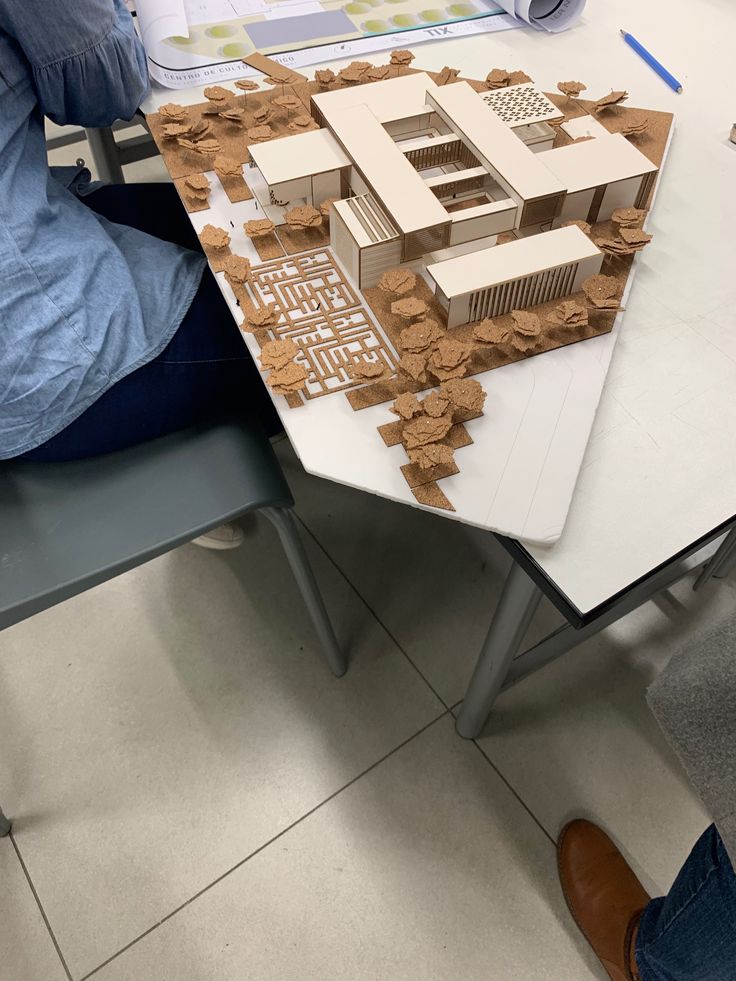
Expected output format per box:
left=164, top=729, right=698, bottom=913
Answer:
left=0, top=422, right=346, bottom=837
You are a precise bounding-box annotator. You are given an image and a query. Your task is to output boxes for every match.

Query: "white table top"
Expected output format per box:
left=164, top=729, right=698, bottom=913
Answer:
left=144, top=0, right=736, bottom=616
left=488, top=0, right=736, bottom=615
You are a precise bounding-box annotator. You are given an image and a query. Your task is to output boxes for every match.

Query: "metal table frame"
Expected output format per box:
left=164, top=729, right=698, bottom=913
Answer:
left=456, top=519, right=736, bottom=739
left=47, top=117, right=158, bottom=184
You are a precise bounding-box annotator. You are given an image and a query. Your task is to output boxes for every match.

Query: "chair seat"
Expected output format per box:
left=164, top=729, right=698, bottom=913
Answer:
left=0, top=423, right=293, bottom=631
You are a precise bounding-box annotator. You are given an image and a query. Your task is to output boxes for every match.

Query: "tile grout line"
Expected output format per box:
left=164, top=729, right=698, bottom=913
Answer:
left=295, top=514, right=555, bottom=844
left=471, top=741, right=556, bottom=846
left=10, top=832, right=74, bottom=981
left=79, top=708, right=450, bottom=981
left=295, top=512, right=556, bottom=845
left=294, top=512, right=451, bottom=711
left=446, top=698, right=556, bottom=848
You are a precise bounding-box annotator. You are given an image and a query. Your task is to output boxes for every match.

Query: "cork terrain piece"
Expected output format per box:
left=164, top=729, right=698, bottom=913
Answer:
left=378, top=268, right=417, bottom=296
left=377, top=418, right=474, bottom=449
left=399, top=319, right=444, bottom=353
left=408, top=443, right=455, bottom=469
left=391, top=392, right=423, bottom=420
left=402, top=413, right=455, bottom=449
left=348, top=359, right=394, bottom=382
left=356, top=257, right=628, bottom=410
left=378, top=419, right=407, bottom=446
left=346, top=377, right=422, bottom=411
left=260, top=338, right=299, bottom=369
left=251, top=232, right=285, bottom=261
left=411, top=482, right=455, bottom=512
left=401, top=460, right=459, bottom=488
left=441, top=378, right=487, bottom=416
left=238, top=249, right=396, bottom=404
left=593, top=90, right=629, bottom=114
left=241, top=52, right=307, bottom=84
left=174, top=175, right=211, bottom=213
left=612, top=207, right=647, bottom=229
left=363, top=275, right=448, bottom=358
left=275, top=222, right=331, bottom=256
left=546, top=299, right=588, bottom=330
left=198, top=224, right=232, bottom=272
left=222, top=174, right=253, bottom=203
left=266, top=361, right=309, bottom=395
left=202, top=245, right=232, bottom=273
left=222, top=254, right=252, bottom=288
left=374, top=375, right=487, bottom=511
left=434, top=66, right=460, bottom=86
left=557, top=80, right=587, bottom=100
left=149, top=84, right=310, bottom=180
left=213, top=155, right=252, bottom=203
left=445, top=424, right=474, bottom=450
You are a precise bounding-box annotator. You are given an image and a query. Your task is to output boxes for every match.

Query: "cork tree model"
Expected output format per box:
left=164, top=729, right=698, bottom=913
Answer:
left=148, top=49, right=672, bottom=515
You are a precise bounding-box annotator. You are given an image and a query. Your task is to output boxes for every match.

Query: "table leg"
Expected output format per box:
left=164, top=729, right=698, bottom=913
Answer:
left=0, top=805, right=10, bottom=837
left=456, top=561, right=542, bottom=739
left=713, top=528, right=736, bottom=579
left=693, top=526, right=736, bottom=590
left=85, top=127, right=125, bottom=184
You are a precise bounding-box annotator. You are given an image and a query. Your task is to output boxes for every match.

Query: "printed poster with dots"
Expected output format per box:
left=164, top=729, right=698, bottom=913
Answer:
left=157, top=0, right=507, bottom=66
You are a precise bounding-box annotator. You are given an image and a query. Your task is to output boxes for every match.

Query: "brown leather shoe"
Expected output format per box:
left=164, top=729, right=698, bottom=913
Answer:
left=557, top=820, right=650, bottom=981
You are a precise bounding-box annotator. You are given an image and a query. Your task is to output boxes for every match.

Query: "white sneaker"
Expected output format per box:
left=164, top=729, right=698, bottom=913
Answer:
left=191, top=523, right=244, bottom=550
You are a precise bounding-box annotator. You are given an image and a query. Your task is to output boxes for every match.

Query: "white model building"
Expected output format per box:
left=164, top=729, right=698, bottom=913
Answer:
left=247, top=72, right=656, bottom=324
left=538, top=133, right=657, bottom=224
left=427, top=225, right=603, bottom=328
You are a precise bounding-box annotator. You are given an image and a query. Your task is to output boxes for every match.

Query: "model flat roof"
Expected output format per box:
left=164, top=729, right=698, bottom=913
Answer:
left=426, top=225, right=601, bottom=298
left=249, top=128, right=350, bottom=185
left=560, top=114, right=612, bottom=142
left=481, top=83, right=563, bottom=128
left=538, top=133, right=658, bottom=194
left=327, top=104, right=449, bottom=237
left=312, top=72, right=439, bottom=127
left=428, top=83, right=565, bottom=204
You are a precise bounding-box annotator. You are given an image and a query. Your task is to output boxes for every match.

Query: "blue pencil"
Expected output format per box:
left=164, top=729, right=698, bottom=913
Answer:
left=620, top=30, right=683, bottom=93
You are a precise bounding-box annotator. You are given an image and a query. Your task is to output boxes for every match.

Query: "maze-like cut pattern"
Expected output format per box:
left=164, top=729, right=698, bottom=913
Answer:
left=246, top=249, right=397, bottom=399
left=482, top=84, right=561, bottom=126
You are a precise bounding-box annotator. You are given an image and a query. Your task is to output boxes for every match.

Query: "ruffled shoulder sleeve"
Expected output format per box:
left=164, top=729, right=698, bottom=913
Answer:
left=2, top=0, right=149, bottom=126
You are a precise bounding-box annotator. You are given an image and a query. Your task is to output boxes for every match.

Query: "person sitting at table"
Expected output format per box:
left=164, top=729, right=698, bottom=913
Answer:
left=0, top=0, right=280, bottom=549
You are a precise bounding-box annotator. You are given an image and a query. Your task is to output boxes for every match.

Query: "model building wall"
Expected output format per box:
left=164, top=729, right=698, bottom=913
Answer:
left=427, top=226, right=603, bottom=328
left=557, top=175, right=652, bottom=226
left=448, top=200, right=518, bottom=247
left=331, top=194, right=402, bottom=289
left=460, top=257, right=592, bottom=324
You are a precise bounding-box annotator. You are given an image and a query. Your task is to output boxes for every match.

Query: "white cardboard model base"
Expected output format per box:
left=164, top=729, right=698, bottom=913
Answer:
left=183, top=104, right=672, bottom=547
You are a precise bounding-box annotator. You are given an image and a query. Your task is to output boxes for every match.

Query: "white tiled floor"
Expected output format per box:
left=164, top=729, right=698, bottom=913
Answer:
left=2, top=137, right=730, bottom=980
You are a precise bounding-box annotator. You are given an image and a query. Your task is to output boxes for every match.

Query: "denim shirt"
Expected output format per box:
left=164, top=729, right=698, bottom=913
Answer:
left=0, top=0, right=206, bottom=458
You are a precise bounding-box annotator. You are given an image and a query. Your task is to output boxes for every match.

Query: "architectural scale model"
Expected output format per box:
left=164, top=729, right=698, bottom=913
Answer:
left=150, top=52, right=673, bottom=515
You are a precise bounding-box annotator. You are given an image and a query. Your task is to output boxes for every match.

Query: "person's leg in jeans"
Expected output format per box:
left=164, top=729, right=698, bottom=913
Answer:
left=24, top=183, right=281, bottom=462
left=636, top=824, right=736, bottom=980
left=557, top=819, right=736, bottom=981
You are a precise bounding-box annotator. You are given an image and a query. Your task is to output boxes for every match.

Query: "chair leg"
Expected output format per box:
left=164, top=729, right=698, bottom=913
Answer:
left=0, top=805, right=10, bottom=837
left=261, top=507, right=347, bottom=677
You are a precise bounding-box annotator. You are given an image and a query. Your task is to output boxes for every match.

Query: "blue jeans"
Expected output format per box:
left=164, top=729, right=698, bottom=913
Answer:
left=23, top=183, right=281, bottom=462
left=636, top=825, right=736, bottom=980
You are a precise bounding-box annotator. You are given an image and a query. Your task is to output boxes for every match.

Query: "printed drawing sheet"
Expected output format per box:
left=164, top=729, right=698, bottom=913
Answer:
left=494, top=0, right=585, bottom=33
left=137, top=0, right=521, bottom=87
